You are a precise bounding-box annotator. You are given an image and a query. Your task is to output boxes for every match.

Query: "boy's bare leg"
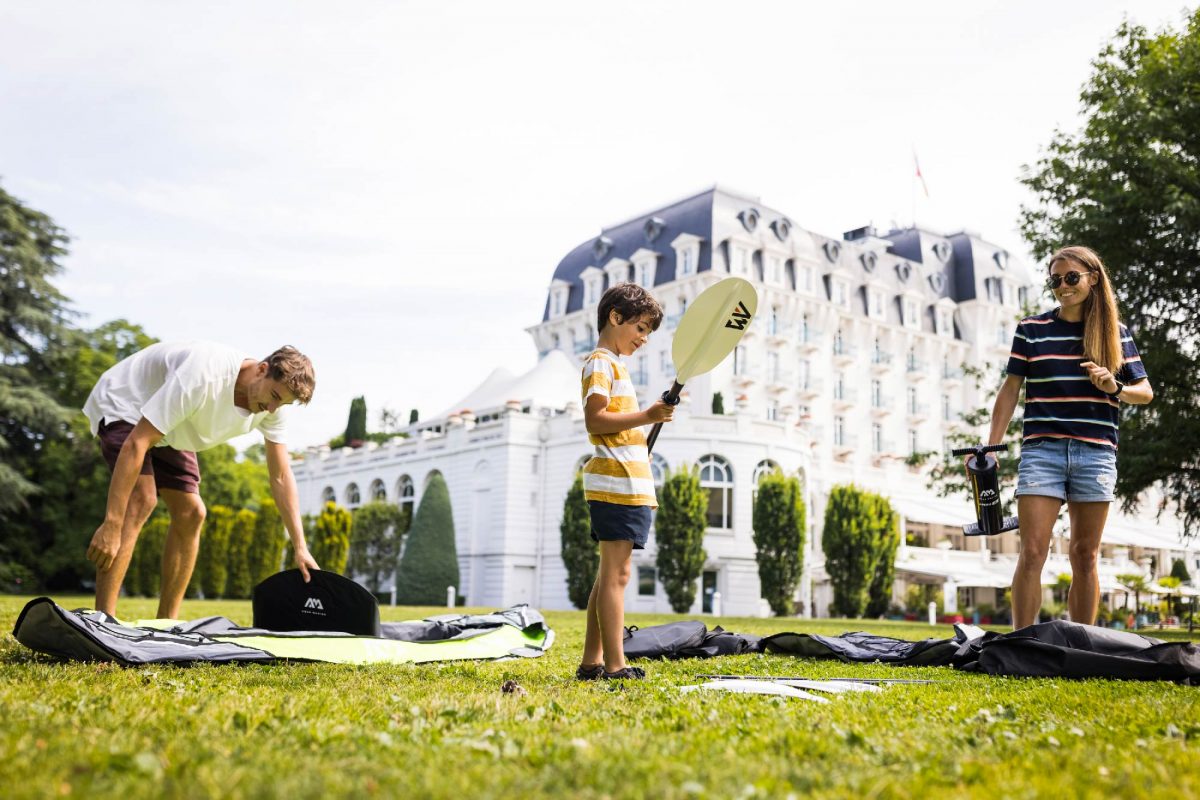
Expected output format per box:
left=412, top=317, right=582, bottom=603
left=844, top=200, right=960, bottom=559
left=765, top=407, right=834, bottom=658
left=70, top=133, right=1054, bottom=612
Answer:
left=93, top=474, right=158, bottom=616
left=1012, top=495, right=1061, bottom=629
left=156, top=488, right=207, bottom=620
left=581, top=578, right=604, bottom=667
left=596, top=540, right=634, bottom=672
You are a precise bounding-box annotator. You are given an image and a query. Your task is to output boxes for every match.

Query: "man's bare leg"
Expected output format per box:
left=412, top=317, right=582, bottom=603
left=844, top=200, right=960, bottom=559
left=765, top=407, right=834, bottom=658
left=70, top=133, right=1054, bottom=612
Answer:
left=93, top=474, right=158, bottom=616
left=157, top=488, right=206, bottom=620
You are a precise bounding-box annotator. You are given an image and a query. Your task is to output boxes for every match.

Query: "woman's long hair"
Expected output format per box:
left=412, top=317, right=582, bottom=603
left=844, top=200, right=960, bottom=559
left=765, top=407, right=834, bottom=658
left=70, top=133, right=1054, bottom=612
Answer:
left=1049, top=246, right=1123, bottom=374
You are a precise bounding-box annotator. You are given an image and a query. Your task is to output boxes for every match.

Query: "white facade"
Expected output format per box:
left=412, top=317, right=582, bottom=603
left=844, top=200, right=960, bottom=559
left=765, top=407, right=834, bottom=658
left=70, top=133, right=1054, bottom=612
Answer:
left=292, top=187, right=1199, bottom=616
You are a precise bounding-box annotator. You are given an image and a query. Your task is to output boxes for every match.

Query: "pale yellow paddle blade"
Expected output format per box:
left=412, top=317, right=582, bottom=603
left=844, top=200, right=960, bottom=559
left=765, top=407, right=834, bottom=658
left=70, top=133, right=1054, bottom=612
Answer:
left=671, top=277, right=758, bottom=383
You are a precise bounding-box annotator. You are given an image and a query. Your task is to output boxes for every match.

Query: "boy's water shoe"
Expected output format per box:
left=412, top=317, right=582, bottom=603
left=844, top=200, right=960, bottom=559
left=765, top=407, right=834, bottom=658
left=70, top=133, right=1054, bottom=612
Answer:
left=601, top=666, right=646, bottom=681
left=575, top=663, right=605, bottom=681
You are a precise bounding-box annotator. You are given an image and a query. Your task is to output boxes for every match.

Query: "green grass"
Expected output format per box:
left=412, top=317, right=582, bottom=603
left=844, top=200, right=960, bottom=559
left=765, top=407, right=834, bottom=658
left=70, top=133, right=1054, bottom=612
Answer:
left=2, top=595, right=1197, bottom=800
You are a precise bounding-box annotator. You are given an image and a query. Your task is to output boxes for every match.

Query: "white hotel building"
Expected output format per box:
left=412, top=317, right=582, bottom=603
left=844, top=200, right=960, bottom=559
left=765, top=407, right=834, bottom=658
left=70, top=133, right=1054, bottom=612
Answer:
left=292, top=187, right=1198, bottom=618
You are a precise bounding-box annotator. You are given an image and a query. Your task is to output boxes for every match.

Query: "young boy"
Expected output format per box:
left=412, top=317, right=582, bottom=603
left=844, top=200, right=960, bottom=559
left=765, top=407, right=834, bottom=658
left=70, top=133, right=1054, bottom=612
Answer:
left=576, top=283, right=674, bottom=681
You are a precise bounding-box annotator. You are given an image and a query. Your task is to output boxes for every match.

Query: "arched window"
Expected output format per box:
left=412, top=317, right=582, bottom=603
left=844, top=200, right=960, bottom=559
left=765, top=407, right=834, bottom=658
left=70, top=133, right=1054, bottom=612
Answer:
left=698, top=454, right=733, bottom=530
left=369, top=478, right=387, bottom=502
left=321, top=486, right=336, bottom=504
left=345, top=483, right=361, bottom=508
left=575, top=454, right=593, bottom=474
left=752, top=459, right=782, bottom=504
left=396, top=475, right=415, bottom=519
left=651, top=453, right=669, bottom=487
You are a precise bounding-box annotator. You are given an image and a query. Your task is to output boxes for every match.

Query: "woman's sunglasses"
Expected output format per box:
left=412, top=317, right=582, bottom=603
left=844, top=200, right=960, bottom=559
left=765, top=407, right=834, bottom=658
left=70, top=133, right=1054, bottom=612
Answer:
left=1045, top=270, right=1091, bottom=290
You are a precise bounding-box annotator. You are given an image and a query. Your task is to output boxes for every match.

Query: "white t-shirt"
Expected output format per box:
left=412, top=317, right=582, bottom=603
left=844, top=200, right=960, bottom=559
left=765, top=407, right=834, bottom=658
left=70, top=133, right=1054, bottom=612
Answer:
left=83, top=341, right=288, bottom=452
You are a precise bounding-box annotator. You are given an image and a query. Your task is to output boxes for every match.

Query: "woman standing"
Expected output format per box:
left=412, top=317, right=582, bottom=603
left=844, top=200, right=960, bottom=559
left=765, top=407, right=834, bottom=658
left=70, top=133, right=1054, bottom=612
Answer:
left=985, top=246, right=1153, bottom=628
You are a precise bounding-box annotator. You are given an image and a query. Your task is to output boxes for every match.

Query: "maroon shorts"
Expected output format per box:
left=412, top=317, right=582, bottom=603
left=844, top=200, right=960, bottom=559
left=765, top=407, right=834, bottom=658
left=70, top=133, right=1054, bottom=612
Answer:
left=97, top=419, right=201, bottom=494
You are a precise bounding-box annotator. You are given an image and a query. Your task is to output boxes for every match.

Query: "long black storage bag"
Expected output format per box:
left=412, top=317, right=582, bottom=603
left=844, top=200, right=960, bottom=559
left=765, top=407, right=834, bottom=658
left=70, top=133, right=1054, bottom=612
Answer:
left=252, top=569, right=381, bottom=636
left=623, top=621, right=709, bottom=660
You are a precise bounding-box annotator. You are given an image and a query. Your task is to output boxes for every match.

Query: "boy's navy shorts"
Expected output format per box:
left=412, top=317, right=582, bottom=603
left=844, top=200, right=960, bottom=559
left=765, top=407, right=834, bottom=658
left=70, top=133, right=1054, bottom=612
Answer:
left=587, top=501, right=652, bottom=550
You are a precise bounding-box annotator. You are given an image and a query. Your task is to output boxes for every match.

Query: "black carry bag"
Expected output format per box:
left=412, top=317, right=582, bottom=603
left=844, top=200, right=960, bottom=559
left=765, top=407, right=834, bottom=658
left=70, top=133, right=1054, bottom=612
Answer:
left=252, top=569, right=382, bottom=636
left=623, top=621, right=709, bottom=660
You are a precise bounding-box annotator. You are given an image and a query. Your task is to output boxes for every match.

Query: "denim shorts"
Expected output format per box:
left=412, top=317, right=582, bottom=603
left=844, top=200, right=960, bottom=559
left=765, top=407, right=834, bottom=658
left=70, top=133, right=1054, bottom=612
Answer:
left=1015, top=437, right=1117, bottom=503
left=587, top=501, right=652, bottom=550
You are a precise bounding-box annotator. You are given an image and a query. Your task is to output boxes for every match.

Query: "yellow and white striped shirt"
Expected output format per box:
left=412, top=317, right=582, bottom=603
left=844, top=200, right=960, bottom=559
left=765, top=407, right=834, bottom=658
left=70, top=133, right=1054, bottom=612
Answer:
left=580, top=349, right=657, bottom=508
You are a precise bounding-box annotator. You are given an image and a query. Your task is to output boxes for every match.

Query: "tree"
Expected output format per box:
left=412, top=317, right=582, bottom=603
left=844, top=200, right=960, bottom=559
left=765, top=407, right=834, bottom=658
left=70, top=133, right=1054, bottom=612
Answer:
left=197, top=504, right=234, bottom=599
left=751, top=472, right=806, bottom=616
left=349, top=501, right=409, bottom=591
left=1020, top=10, right=1200, bottom=537
left=906, top=363, right=1024, bottom=503
left=343, top=396, right=368, bottom=447
left=247, top=500, right=286, bottom=588
left=196, top=444, right=270, bottom=510
left=711, top=391, right=725, bottom=415
left=864, top=493, right=901, bottom=618
left=655, top=465, right=708, bottom=613
left=311, top=501, right=352, bottom=576
left=409, top=408, right=419, bottom=425
left=225, top=509, right=258, bottom=599
left=822, top=484, right=898, bottom=618
left=125, top=513, right=169, bottom=599
left=1158, top=575, right=1184, bottom=617
left=0, top=183, right=75, bottom=520
left=1117, top=573, right=1150, bottom=617
left=394, top=473, right=460, bottom=605
left=1171, top=557, right=1192, bottom=585
left=559, top=473, right=597, bottom=609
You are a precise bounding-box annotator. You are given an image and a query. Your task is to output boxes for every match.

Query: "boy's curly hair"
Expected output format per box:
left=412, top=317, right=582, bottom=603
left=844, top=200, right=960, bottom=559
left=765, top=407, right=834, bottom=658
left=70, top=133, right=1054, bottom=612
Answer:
left=597, top=283, right=663, bottom=332
left=264, top=346, right=316, bottom=404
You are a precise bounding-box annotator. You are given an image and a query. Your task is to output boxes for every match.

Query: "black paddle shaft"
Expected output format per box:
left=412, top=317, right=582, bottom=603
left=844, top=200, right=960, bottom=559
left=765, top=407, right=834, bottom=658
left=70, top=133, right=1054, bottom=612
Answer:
left=644, top=381, right=683, bottom=455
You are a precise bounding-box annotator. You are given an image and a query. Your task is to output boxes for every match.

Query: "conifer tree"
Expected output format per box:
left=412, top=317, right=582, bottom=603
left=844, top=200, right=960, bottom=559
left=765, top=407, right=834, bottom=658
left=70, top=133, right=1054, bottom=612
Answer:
left=752, top=472, right=806, bottom=616
left=343, top=396, right=368, bottom=446
left=312, top=501, right=353, bottom=576
left=395, top=473, right=460, bottom=605
left=247, top=499, right=286, bottom=588
left=197, top=505, right=234, bottom=598
left=125, top=514, right=169, bottom=598
left=822, top=485, right=874, bottom=618
left=711, top=392, right=725, bottom=415
left=349, top=500, right=408, bottom=590
left=655, top=465, right=708, bottom=613
left=559, top=473, right=597, bottom=609
left=864, top=494, right=901, bottom=618
left=225, top=509, right=257, bottom=599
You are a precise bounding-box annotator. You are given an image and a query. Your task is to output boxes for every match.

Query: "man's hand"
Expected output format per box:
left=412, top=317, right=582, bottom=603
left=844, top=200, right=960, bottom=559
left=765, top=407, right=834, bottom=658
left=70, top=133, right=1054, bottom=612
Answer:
left=87, top=520, right=122, bottom=571
left=294, top=547, right=320, bottom=582
left=644, top=398, right=675, bottom=424
left=1080, top=361, right=1119, bottom=395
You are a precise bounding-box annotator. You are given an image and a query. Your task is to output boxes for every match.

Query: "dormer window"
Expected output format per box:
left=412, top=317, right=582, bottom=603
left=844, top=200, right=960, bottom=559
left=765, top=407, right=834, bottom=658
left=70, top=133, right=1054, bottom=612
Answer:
left=823, top=241, right=841, bottom=262
left=738, top=207, right=760, bottom=232
left=933, top=241, right=952, bottom=262
left=580, top=267, right=604, bottom=306
left=603, top=257, right=630, bottom=288
left=771, top=217, right=792, bottom=241
left=896, top=261, right=913, bottom=283
left=671, top=233, right=702, bottom=277
left=902, top=295, right=921, bottom=330
left=994, top=250, right=1009, bottom=270
left=549, top=279, right=571, bottom=319
left=592, top=236, right=613, bottom=262
left=630, top=248, right=659, bottom=289
left=831, top=278, right=850, bottom=309
left=861, top=251, right=878, bottom=273
left=643, top=216, right=665, bottom=243
left=867, top=287, right=885, bottom=320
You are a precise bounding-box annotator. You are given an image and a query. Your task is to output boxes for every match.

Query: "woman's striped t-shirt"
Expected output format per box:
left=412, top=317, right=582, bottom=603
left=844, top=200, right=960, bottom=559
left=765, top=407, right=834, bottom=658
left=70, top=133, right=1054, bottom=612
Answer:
left=1005, top=308, right=1148, bottom=448
left=580, top=348, right=657, bottom=508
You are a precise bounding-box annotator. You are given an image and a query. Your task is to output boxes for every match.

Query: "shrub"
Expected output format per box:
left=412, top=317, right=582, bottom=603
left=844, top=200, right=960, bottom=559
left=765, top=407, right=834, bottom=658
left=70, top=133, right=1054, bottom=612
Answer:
left=559, top=473, right=597, bottom=610
left=751, top=472, right=806, bottom=616
left=197, top=504, right=233, bottom=599
left=823, top=485, right=899, bottom=618
left=224, top=509, right=257, bottom=599
left=247, top=500, right=286, bottom=588
left=655, top=465, right=708, bottom=613
left=311, top=502, right=352, bottom=576
left=349, top=501, right=408, bottom=590
left=395, top=473, right=460, bottom=605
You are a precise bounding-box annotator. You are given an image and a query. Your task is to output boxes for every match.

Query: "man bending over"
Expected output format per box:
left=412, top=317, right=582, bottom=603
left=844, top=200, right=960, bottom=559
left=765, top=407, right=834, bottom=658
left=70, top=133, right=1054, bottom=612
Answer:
left=83, top=341, right=319, bottom=618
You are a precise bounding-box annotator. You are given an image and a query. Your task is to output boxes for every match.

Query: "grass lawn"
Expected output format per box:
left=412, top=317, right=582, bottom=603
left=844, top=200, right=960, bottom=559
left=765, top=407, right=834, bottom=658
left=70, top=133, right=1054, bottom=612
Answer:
left=2, top=594, right=1197, bottom=800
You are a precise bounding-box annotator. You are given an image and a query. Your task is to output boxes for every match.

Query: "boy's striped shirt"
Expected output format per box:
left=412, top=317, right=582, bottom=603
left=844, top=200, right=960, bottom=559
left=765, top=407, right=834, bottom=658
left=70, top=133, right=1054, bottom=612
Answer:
left=580, top=349, right=656, bottom=507
left=1006, top=309, right=1148, bottom=448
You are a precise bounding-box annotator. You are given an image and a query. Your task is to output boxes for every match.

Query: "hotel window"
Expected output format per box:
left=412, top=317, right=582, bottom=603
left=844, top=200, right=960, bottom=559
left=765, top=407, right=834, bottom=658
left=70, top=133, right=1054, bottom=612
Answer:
left=834, top=416, right=846, bottom=446
left=834, top=373, right=846, bottom=400
left=903, top=297, right=920, bottom=329
left=321, top=486, right=336, bottom=504
left=942, top=394, right=952, bottom=422
left=996, top=323, right=1009, bottom=346
left=834, top=280, right=849, bottom=308
left=680, top=249, right=694, bottom=275
left=871, top=379, right=883, bottom=408
left=734, top=247, right=748, bottom=276
left=699, top=454, right=734, bottom=530
left=768, top=307, right=779, bottom=335
left=635, top=260, right=656, bottom=288
left=660, top=349, right=671, bottom=373
left=370, top=479, right=386, bottom=501
left=769, top=256, right=782, bottom=284
left=767, top=352, right=780, bottom=383
left=800, top=265, right=814, bottom=292
left=872, top=423, right=883, bottom=453
left=869, top=288, right=885, bottom=319
left=907, top=386, right=918, bottom=414
left=637, top=566, right=657, bottom=596
left=345, top=483, right=361, bottom=508
left=766, top=400, right=779, bottom=421
left=734, top=345, right=747, bottom=376
left=798, top=359, right=810, bottom=389
left=938, top=308, right=954, bottom=336
left=909, top=429, right=919, bottom=455
left=651, top=452, right=668, bottom=488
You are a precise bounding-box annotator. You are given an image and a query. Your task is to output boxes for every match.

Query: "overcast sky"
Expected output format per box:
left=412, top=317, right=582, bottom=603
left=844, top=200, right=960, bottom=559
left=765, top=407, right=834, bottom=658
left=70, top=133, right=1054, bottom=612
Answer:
left=1, top=1, right=1189, bottom=450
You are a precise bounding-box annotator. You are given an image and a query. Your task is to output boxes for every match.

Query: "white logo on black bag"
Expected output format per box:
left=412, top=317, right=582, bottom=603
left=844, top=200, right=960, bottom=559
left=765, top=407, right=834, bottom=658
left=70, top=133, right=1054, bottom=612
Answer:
left=304, top=597, right=324, bottom=611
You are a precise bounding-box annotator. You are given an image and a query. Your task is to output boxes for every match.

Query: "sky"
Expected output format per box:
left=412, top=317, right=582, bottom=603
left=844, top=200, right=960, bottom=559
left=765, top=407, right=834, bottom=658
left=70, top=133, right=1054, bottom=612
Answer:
left=1, top=1, right=1190, bottom=450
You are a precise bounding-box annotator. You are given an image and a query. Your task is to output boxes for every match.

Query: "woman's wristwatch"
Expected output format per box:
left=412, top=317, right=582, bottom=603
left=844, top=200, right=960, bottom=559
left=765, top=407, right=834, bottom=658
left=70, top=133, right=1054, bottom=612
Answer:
left=1105, top=379, right=1125, bottom=400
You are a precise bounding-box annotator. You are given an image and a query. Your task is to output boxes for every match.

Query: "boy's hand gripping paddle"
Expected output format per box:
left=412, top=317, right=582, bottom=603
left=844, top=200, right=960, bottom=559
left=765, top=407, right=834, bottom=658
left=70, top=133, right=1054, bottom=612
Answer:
left=645, top=277, right=758, bottom=454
